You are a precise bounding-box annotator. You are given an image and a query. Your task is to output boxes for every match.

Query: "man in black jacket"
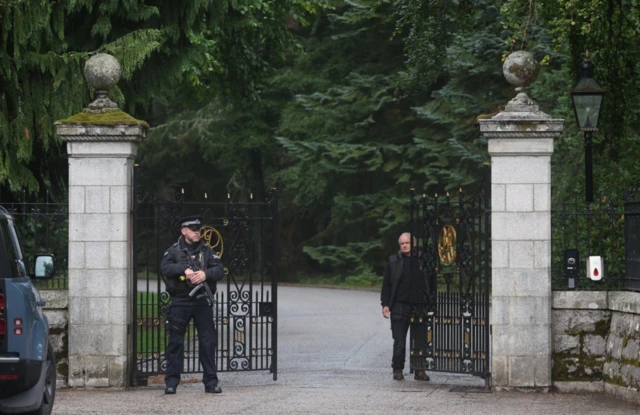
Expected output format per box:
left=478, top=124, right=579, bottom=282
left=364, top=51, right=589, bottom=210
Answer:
left=380, top=232, right=430, bottom=381
left=161, top=216, right=225, bottom=395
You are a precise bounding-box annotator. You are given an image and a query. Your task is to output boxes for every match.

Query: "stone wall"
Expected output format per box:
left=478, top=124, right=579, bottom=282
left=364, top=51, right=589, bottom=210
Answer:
left=41, top=290, right=69, bottom=388
left=553, top=291, right=640, bottom=404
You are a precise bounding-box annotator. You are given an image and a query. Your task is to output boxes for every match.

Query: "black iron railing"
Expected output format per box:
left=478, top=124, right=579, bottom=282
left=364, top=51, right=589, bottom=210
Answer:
left=624, top=188, right=640, bottom=291
left=551, top=196, right=626, bottom=291
left=0, top=191, right=68, bottom=290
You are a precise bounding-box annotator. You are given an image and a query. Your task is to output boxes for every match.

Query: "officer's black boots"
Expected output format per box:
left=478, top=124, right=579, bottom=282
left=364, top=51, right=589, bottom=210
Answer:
left=205, top=385, right=222, bottom=394
left=165, top=386, right=176, bottom=394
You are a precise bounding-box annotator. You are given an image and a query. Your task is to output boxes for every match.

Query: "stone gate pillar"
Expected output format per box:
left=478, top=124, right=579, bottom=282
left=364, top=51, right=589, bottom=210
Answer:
left=55, top=54, right=147, bottom=387
left=478, top=52, right=563, bottom=389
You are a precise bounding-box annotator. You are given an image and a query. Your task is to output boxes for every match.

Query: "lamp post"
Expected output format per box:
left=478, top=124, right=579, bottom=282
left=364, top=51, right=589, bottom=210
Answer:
left=569, top=56, right=606, bottom=203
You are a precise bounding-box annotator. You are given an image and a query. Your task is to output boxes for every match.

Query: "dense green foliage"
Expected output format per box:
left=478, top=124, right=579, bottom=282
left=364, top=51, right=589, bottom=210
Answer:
left=399, top=0, right=640, bottom=202
left=494, top=0, right=640, bottom=200
left=3, top=0, right=640, bottom=282
left=138, top=0, right=512, bottom=279
left=0, top=0, right=322, bottom=195
left=273, top=0, right=510, bottom=279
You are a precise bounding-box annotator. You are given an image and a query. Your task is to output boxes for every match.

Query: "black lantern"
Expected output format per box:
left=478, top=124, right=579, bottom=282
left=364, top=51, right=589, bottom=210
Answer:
left=569, top=57, right=606, bottom=203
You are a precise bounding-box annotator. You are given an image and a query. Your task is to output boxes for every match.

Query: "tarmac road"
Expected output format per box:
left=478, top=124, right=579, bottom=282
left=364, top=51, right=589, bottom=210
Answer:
left=53, top=286, right=639, bottom=414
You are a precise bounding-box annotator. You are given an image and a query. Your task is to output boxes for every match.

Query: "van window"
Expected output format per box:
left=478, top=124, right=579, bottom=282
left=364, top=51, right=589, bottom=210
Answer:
left=5, top=219, right=24, bottom=260
left=0, top=219, right=23, bottom=278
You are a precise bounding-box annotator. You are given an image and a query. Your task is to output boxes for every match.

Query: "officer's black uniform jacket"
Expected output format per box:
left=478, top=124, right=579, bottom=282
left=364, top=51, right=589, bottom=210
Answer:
left=160, top=236, right=224, bottom=302
left=380, top=250, right=425, bottom=309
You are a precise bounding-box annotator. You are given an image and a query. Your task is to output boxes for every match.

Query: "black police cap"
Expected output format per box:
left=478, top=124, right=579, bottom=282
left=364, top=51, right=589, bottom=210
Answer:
left=179, top=216, right=202, bottom=230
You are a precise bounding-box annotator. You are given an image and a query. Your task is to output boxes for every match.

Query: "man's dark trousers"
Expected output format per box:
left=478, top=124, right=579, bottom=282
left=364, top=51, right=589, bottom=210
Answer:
left=390, top=302, right=412, bottom=370
left=165, top=301, right=218, bottom=388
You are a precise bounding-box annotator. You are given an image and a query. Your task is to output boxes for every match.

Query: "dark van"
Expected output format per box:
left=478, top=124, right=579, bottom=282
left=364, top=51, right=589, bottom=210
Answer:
left=0, top=206, right=56, bottom=414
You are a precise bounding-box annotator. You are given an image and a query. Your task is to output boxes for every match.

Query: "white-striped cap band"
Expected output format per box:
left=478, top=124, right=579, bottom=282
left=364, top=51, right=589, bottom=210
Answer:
left=181, top=219, right=201, bottom=227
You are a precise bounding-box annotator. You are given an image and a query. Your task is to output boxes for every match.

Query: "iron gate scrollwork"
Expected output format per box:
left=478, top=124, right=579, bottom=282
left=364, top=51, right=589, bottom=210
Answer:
left=133, top=169, right=277, bottom=382
left=408, top=171, right=491, bottom=383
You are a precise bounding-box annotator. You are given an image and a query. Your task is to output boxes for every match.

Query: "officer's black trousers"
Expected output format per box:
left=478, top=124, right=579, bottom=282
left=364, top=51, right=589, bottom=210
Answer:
left=390, top=302, right=412, bottom=371
left=165, top=302, right=218, bottom=388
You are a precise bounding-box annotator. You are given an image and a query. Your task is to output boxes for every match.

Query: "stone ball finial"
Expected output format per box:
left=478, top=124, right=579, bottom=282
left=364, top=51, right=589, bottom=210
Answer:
left=84, top=53, right=121, bottom=91
left=83, top=53, right=121, bottom=113
left=502, top=51, right=539, bottom=91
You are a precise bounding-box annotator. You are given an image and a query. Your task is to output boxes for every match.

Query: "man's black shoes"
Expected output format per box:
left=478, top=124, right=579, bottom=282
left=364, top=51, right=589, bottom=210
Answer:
left=164, top=386, right=176, bottom=394
left=393, top=370, right=404, bottom=380
left=205, top=385, right=222, bottom=394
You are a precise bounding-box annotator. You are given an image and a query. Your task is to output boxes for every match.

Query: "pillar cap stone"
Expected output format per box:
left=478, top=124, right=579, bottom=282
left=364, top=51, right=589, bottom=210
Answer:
left=55, top=123, right=146, bottom=142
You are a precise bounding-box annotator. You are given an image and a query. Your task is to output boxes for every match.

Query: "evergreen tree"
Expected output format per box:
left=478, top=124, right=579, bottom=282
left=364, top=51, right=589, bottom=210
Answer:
left=496, top=0, right=640, bottom=199
left=137, top=0, right=514, bottom=280
left=0, top=0, right=323, bottom=195
left=401, top=0, right=640, bottom=199
left=273, top=0, right=506, bottom=280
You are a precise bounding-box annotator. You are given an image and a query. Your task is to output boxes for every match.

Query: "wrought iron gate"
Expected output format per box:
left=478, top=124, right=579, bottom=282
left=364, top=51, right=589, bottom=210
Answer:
left=408, top=175, right=491, bottom=383
left=132, top=171, right=277, bottom=383
left=624, top=188, right=640, bottom=291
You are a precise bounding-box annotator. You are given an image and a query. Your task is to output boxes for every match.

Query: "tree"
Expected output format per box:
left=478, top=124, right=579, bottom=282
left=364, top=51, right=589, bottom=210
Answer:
left=393, top=0, right=477, bottom=93
left=0, top=0, right=324, bottom=195
left=272, top=0, right=507, bottom=279
left=136, top=0, right=515, bottom=280
left=499, top=0, right=640, bottom=199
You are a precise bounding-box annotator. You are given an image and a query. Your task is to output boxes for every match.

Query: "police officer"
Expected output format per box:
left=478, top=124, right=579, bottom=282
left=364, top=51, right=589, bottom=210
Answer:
left=161, top=215, right=224, bottom=394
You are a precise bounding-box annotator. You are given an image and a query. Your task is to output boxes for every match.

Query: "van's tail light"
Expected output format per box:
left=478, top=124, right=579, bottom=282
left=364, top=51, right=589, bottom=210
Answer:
left=0, top=319, right=5, bottom=336
left=0, top=294, right=5, bottom=310
left=13, top=318, right=22, bottom=335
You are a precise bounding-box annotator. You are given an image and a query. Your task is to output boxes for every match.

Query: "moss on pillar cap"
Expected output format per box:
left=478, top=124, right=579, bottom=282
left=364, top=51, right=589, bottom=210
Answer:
left=56, top=110, right=149, bottom=128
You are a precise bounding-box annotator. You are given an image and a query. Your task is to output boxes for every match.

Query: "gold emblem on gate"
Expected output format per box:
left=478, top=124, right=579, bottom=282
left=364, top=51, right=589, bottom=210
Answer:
left=437, top=225, right=457, bottom=266
left=201, top=226, right=223, bottom=258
